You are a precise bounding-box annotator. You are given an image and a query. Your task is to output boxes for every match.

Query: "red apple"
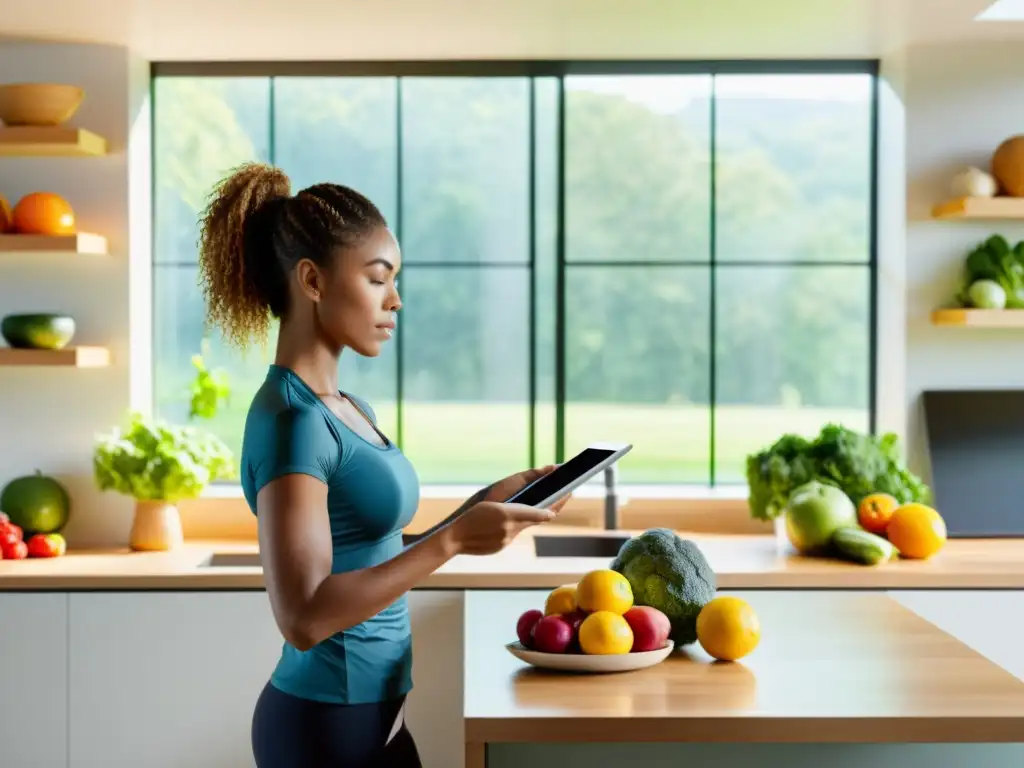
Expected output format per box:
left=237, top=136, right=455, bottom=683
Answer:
left=27, top=533, right=66, bottom=558
left=516, top=609, right=544, bottom=648
left=561, top=609, right=589, bottom=653
left=532, top=615, right=574, bottom=654
left=624, top=606, right=671, bottom=652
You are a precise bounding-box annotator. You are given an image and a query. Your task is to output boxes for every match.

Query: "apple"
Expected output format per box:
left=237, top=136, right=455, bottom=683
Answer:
left=516, top=609, right=544, bottom=649
left=561, top=608, right=589, bottom=652
left=624, top=606, right=671, bottom=652
left=532, top=615, right=574, bottom=654
left=27, top=533, right=66, bottom=558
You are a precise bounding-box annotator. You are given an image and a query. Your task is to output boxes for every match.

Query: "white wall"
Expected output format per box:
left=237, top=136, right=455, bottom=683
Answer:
left=0, top=41, right=150, bottom=547
left=903, top=40, right=1024, bottom=482
left=876, top=52, right=909, bottom=440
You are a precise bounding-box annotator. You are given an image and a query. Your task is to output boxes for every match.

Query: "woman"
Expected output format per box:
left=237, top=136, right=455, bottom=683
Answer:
left=196, top=162, right=567, bottom=768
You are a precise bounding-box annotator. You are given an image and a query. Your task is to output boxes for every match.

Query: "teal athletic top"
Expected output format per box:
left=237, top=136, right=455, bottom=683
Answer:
left=240, top=364, right=421, bottom=705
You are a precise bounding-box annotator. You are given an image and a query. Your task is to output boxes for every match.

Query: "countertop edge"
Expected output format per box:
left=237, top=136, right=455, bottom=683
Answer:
left=3, top=534, right=1024, bottom=591
left=3, top=572, right=1024, bottom=591
left=464, top=716, right=1024, bottom=744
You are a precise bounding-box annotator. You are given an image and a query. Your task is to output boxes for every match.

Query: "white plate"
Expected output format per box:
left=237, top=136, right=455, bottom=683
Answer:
left=505, top=641, right=674, bottom=673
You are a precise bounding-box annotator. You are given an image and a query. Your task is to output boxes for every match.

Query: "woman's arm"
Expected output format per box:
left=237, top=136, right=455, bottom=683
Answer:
left=401, top=486, right=487, bottom=546
left=402, top=464, right=564, bottom=546
left=258, top=473, right=554, bottom=651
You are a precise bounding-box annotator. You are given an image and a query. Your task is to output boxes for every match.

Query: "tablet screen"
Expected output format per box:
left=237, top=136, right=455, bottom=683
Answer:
left=506, top=447, right=617, bottom=507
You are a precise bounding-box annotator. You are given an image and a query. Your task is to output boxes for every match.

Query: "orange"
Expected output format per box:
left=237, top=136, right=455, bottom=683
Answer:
left=857, top=492, right=899, bottom=535
left=887, top=503, right=946, bottom=559
left=544, top=584, right=577, bottom=616
left=578, top=611, right=633, bottom=655
left=11, top=192, right=75, bottom=236
left=696, top=596, right=761, bottom=662
left=576, top=569, right=633, bottom=615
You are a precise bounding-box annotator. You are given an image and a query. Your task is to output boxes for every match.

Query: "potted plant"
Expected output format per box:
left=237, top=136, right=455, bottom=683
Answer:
left=93, top=345, right=235, bottom=551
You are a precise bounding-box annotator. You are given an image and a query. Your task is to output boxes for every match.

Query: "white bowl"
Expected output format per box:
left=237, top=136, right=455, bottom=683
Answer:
left=505, top=641, right=674, bottom=673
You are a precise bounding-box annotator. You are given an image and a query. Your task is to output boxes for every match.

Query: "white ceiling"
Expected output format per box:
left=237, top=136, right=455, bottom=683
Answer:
left=0, top=0, right=1019, bottom=61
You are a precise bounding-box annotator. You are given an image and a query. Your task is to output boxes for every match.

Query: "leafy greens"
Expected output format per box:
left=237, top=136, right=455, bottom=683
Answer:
left=745, top=424, right=931, bottom=522
left=93, top=411, right=236, bottom=502
left=956, top=234, right=1024, bottom=308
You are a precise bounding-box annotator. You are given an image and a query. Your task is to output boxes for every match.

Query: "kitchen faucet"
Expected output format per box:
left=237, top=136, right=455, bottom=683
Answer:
left=603, top=464, right=619, bottom=530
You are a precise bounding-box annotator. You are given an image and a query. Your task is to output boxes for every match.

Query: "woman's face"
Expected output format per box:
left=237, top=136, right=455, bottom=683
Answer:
left=311, top=226, right=403, bottom=357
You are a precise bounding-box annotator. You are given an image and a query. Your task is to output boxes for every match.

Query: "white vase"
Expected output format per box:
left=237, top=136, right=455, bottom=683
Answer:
left=129, top=500, right=183, bottom=552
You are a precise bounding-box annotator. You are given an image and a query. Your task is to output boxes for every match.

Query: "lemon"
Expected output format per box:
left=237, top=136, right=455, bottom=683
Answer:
left=544, top=584, right=578, bottom=616
left=696, top=596, right=761, bottom=662
left=576, top=569, right=633, bottom=615
left=578, top=611, right=633, bottom=655
left=886, top=503, right=947, bottom=560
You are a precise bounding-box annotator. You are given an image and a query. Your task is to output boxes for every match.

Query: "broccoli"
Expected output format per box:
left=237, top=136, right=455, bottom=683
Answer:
left=611, top=528, right=717, bottom=647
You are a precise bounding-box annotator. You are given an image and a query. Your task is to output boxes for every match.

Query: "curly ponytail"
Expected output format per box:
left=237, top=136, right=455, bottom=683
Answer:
left=198, top=161, right=388, bottom=350
left=197, top=162, right=291, bottom=349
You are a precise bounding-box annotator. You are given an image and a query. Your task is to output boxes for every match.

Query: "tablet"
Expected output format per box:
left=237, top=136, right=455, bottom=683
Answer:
left=504, top=442, right=633, bottom=509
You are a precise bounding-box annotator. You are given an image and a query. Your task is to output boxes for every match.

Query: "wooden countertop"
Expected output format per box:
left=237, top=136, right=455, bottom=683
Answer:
left=2, top=528, right=1024, bottom=590
left=463, top=591, right=1024, bottom=746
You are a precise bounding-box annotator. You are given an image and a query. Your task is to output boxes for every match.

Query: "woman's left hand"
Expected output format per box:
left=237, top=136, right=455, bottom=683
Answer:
left=407, top=465, right=571, bottom=548
left=478, top=465, right=571, bottom=512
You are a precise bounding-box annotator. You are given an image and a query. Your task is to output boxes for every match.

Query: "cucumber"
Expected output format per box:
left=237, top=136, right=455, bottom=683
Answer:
left=831, top=526, right=896, bottom=565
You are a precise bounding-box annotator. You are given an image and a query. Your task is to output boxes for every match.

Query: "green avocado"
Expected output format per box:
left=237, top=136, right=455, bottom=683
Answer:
left=1, top=313, right=76, bottom=350
left=0, top=471, right=71, bottom=535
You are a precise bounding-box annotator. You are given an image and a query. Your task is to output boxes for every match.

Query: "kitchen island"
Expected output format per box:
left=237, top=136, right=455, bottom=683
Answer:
left=465, top=591, right=1024, bottom=768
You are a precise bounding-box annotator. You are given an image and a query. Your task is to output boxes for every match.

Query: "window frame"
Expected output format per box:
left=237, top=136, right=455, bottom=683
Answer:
left=150, top=58, right=881, bottom=490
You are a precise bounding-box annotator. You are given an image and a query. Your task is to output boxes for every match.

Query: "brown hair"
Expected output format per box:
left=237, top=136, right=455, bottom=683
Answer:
left=197, top=162, right=387, bottom=349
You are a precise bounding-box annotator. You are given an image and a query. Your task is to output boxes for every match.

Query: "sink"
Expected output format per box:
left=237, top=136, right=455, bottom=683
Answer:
left=533, top=534, right=630, bottom=558
left=200, top=552, right=262, bottom=568
left=200, top=536, right=631, bottom=566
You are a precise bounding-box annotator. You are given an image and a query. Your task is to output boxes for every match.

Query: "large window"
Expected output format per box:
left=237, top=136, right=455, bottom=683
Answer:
left=152, top=63, right=876, bottom=487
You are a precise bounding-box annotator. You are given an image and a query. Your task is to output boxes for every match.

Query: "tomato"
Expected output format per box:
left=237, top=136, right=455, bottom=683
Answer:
left=0, top=523, right=22, bottom=549
left=857, top=493, right=899, bottom=535
left=1, top=540, right=28, bottom=560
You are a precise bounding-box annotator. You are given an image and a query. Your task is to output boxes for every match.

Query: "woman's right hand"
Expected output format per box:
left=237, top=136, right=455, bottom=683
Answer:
left=443, top=501, right=556, bottom=556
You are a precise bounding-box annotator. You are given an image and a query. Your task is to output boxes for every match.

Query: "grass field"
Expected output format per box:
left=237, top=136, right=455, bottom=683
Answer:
left=171, top=397, right=867, bottom=486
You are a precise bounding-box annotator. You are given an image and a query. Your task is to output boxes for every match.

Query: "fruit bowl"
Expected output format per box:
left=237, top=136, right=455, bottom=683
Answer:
left=0, top=84, right=84, bottom=127
left=505, top=641, right=674, bottom=673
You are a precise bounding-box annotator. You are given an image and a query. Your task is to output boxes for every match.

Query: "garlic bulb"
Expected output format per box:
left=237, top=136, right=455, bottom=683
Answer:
left=950, top=167, right=998, bottom=198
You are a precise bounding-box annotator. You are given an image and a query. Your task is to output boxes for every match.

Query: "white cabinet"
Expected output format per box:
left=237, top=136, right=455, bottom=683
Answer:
left=64, top=590, right=465, bottom=768
left=0, top=593, right=69, bottom=768
left=891, top=591, right=1024, bottom=680
left=406, top=591, right=465, bottom=768
left=68, top=592, right=281, bottom=768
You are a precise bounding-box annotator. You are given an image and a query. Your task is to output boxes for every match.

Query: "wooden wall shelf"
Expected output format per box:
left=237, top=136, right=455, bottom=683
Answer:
left=0, top=233, right=107, bottom=255
left=932, top=196, right=1024, bottom=220
left=0, top=126, right=107, bottom=157
left=0, top=346, right=110, bottom=368
left=930, top=308, right=1024, bottom=327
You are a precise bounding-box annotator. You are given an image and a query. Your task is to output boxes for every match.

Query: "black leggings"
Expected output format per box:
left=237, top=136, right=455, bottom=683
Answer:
left=251, top=681, right=422, bottom=768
